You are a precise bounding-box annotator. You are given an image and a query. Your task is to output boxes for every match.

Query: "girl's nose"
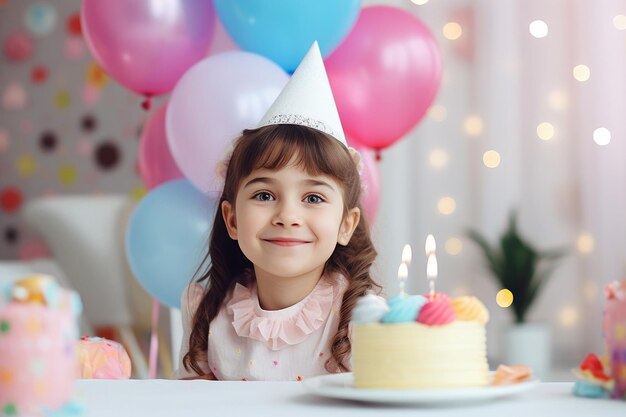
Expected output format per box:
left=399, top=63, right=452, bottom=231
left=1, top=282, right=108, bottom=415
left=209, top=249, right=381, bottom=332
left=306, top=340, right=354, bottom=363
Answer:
left=271, top=201, right=302, bottom=227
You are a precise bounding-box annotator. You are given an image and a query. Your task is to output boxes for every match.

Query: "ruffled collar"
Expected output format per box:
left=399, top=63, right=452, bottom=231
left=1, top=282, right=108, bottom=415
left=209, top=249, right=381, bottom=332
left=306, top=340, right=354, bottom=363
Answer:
left=226, top=274, right=337, bottom=350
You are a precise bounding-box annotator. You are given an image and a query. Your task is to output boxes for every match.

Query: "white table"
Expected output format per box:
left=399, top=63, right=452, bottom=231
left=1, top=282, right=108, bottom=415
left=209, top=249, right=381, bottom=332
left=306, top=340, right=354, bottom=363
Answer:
left=75, top=380, right=624, bottom=416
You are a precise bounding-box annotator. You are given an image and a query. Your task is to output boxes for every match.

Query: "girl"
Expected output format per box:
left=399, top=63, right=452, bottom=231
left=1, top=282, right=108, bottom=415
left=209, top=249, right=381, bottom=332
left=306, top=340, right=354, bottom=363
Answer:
left=176, top=123, right=379, bottom=380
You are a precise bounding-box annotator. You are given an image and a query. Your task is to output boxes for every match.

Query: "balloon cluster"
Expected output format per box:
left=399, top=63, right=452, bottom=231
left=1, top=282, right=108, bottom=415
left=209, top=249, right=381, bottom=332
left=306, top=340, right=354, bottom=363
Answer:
left=81, top=0, right=442, bottom=307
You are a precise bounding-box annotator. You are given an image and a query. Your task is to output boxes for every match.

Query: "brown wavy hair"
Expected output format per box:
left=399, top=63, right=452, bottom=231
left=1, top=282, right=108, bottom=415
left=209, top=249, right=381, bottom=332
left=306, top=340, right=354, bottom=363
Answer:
left=183, top=124, right=380, bottom=376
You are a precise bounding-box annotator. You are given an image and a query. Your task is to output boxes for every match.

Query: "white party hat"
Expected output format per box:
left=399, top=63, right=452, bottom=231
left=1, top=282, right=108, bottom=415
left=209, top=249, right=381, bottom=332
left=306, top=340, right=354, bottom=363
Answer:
left=258, top=41, right=347, bottom=147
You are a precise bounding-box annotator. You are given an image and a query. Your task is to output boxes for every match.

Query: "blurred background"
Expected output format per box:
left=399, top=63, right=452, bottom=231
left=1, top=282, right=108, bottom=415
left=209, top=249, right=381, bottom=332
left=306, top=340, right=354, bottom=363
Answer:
left=2, top=0, right=625, bottom=379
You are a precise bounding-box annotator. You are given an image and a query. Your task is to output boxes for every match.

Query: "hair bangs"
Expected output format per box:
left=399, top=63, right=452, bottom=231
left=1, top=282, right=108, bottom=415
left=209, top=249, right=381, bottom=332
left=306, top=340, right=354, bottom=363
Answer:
left=239, top=125, right=351, bottom=182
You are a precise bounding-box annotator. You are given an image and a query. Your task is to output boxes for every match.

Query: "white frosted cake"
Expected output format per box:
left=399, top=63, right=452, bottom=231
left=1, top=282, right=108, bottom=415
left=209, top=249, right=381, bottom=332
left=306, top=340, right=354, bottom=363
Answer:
left=351, top=293, right=490, bottom=389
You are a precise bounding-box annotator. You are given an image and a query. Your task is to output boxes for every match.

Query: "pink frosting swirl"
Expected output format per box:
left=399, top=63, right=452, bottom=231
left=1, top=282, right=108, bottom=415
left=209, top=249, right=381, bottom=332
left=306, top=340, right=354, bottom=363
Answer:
left=416, top=298, right=456, bottom=326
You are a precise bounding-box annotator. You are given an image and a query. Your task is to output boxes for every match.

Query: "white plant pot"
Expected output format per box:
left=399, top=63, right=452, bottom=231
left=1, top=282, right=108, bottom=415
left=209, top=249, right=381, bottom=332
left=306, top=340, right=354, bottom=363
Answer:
left=504, top=322, right=551, bottom=380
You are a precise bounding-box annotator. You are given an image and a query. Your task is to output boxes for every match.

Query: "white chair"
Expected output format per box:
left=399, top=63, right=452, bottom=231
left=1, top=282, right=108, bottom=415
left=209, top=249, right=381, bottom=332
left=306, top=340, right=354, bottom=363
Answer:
left=22, top=195, right=150, bottom=378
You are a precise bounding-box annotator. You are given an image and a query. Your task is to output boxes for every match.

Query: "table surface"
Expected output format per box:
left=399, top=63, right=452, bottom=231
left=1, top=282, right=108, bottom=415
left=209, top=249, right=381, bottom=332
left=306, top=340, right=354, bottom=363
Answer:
left=75, top=379, right=624, bottom=417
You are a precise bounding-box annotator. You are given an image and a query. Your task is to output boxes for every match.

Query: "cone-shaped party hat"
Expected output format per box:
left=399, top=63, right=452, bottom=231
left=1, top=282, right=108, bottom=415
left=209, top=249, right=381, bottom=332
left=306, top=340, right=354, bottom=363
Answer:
left=258, top=41, right=347, bottom=147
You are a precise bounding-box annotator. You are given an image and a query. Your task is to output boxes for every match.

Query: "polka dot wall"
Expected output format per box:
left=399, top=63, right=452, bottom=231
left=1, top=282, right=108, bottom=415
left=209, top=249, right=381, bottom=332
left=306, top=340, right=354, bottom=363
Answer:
left=0, top=0, right=153, bottom=259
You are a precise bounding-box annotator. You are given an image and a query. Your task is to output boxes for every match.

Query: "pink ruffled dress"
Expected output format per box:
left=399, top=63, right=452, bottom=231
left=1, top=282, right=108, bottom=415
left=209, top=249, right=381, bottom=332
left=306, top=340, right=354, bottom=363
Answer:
left=175, top=272, right=348, bottom=381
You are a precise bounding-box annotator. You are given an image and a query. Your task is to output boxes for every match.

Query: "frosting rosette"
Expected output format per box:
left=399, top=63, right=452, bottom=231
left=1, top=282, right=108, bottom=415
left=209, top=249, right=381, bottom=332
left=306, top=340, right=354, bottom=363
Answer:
left=4, top=274, right=82, bottom=317
left=571, top=352, right=614, bottom=399
left=351, top=289, right=491, bottom=328
left=352, top=294, right=390, bottom=324
left=451, top=296, right=490, bottom=324
left=416, top=298, right=456, bottom=326
left=382, top=294, right=427, bottom=323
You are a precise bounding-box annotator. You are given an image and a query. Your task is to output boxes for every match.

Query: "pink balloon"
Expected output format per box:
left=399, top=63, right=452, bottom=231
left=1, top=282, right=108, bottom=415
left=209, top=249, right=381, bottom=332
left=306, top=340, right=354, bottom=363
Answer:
left=351, top=144, right=380, bottom=224
left=326, top=6, right=442, bottom=150
left=166, top=52, right=289, bottom=194
left=81, top=0, right=216, bottom=96
left=139, top=104, right=184, bottom=190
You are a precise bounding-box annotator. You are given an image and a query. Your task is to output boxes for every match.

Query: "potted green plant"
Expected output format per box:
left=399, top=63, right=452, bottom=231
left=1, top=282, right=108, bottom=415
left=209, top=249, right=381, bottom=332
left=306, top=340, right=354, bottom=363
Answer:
left=468, top=211, right=567, bottom=377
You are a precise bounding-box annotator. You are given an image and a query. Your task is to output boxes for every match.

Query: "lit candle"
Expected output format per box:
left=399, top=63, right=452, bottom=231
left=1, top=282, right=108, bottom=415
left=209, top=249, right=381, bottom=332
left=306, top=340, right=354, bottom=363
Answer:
left=398, top=262, right=408, bottom=296
left=397, top=244, right=412, bottom=296
left=402, top=244, right=413, bottom=265
left=425, top=234, right=436, bottom=256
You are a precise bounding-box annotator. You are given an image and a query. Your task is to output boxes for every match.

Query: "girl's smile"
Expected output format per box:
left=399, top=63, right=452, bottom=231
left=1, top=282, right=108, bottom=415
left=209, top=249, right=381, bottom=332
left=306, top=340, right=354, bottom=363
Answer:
left=262, top=237, right=312, bottom=247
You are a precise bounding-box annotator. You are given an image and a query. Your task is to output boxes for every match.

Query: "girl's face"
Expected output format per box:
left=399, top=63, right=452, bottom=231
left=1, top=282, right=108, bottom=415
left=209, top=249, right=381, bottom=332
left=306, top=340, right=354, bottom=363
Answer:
left=221, top=161, right=360, bottom=281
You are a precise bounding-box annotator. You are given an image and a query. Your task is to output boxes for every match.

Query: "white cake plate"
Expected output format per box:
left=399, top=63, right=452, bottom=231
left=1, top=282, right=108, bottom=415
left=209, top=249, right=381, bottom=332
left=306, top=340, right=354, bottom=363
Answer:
left=302, top=372, right=539, bottom=406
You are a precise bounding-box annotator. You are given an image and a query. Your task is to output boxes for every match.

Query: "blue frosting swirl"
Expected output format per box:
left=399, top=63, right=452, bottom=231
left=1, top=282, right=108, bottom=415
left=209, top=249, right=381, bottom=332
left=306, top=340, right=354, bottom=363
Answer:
left=382, top=294, right=427, bottom=323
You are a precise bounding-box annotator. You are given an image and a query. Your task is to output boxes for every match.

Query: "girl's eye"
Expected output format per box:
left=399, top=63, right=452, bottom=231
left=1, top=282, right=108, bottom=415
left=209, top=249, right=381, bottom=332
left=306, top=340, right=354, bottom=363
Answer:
left=254, top=192, right=274, bottom=202
left=304, top=194, right=324, bottom=204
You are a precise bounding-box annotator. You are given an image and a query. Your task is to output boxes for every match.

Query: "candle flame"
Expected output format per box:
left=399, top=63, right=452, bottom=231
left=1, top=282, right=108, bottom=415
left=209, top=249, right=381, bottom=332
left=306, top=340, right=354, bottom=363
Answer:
left=402, top=244, right=412, bottom=264
left=425, top=234, right=436, bottom=255
left=398, top=263, right=408, bottom=280
left=427, top=254, right=438, bottom=279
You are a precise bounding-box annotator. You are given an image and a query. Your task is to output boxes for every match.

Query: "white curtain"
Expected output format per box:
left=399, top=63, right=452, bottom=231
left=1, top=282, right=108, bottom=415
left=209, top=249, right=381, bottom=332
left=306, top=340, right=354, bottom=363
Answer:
left=369, top=0, right=626, bottom=369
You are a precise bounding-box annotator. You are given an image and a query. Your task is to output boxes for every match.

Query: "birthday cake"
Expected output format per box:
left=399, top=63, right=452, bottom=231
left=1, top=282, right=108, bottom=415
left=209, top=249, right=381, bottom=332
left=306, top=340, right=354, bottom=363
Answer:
left=0, top=274, right=82, bottom=415
left=351, top=292, right=491, bottom=389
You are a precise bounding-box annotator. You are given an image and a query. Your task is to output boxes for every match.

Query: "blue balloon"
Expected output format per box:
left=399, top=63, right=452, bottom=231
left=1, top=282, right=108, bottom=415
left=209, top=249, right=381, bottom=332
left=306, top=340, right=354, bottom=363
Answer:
left=126, top=180, right=216, bottom=308
left=214, top=0, right=361, bottom=72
